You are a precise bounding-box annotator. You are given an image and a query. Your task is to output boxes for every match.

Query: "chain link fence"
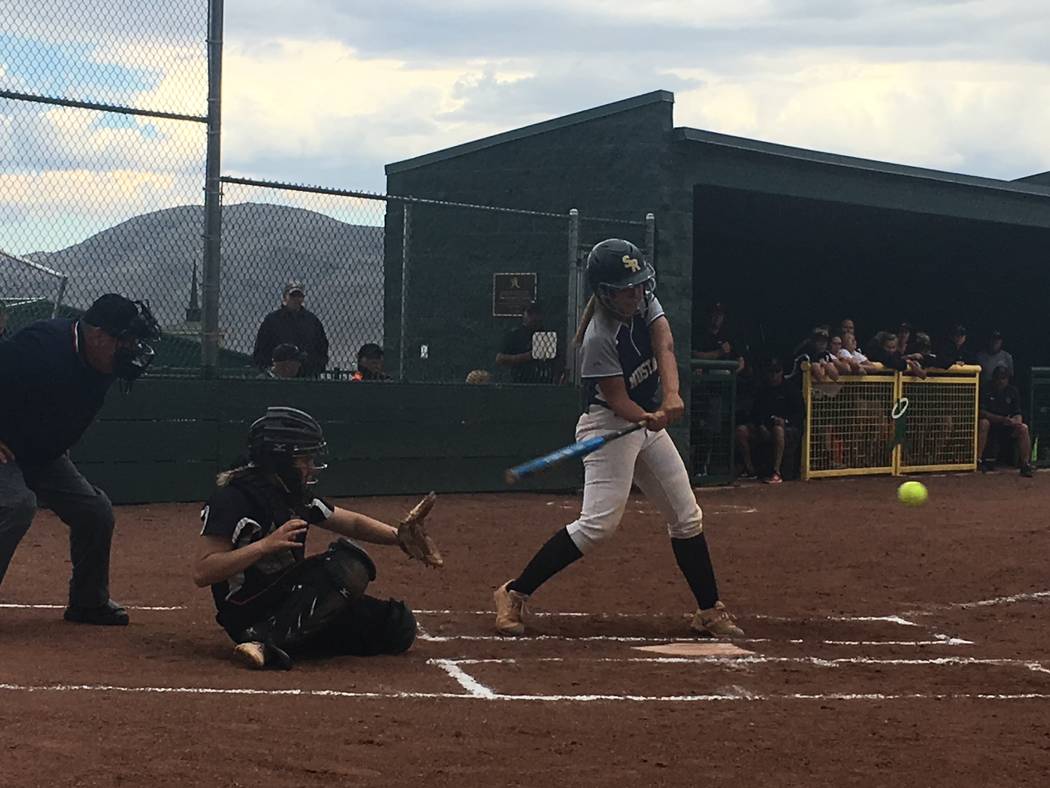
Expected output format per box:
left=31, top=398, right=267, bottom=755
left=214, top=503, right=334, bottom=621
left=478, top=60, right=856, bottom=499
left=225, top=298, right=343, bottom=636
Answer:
left=1, top=0, right=208, bottom=367
left=215, top=178, right=387, bottom=378
left=2, top=2, right=659, bottom=388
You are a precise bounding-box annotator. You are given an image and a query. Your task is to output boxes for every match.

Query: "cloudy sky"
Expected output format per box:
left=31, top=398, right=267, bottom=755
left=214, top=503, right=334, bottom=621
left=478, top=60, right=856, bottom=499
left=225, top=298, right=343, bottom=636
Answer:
left=1, top=0, right=1048, bottom=252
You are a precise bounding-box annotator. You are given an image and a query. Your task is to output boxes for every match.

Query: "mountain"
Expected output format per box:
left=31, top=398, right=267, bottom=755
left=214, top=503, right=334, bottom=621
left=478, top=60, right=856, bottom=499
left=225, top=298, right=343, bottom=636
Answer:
left=25, top=203, right=385, bottom=369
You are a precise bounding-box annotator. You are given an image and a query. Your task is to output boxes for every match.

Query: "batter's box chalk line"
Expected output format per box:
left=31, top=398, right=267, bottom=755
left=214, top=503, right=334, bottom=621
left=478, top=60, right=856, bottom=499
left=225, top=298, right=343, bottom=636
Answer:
left=413, top=608, right=974, bottom=647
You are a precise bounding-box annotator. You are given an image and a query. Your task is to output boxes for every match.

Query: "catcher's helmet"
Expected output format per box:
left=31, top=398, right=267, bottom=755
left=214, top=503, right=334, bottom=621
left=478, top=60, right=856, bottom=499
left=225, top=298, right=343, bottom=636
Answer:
left=248, top=407, right=328, bottom=493
left=586, top=239, right=655, bottom=318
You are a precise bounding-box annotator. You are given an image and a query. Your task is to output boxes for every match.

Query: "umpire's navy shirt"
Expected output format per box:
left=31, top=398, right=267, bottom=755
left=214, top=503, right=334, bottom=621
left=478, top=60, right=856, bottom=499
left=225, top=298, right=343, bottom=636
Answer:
left=0, top=319, right=115, bottom=468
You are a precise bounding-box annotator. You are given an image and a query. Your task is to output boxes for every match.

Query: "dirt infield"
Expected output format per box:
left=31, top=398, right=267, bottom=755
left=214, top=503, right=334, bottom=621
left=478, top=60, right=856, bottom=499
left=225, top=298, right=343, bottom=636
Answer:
left=2, top=472, right=1050, bottom=786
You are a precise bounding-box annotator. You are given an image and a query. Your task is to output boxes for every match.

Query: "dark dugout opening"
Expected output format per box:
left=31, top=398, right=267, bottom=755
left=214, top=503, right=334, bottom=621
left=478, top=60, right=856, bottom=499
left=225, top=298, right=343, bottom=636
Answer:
left=692, top=183, right=1050, bottom=395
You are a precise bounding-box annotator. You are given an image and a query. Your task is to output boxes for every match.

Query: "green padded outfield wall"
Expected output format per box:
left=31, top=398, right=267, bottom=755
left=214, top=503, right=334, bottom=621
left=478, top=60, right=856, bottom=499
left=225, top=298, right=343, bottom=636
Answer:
left=70, top=379, right=582, bottom=504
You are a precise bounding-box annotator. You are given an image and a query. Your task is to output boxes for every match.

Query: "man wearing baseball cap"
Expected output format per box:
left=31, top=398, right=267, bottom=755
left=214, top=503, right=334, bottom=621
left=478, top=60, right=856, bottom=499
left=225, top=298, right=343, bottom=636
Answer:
left=0, top=293, right=160, bottom=626
left=251, top=281, right=329, bottom=377
left=976, top=329, right=1014, bottom=384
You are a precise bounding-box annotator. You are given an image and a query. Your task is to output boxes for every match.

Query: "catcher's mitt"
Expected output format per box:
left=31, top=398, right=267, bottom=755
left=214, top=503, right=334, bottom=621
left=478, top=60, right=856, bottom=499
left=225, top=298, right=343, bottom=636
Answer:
left=397, top=492, right=443, bottom=568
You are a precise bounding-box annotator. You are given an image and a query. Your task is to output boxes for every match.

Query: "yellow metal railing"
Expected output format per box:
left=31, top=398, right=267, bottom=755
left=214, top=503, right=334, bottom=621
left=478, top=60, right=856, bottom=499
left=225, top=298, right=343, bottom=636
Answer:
left=802, top=365, right=980, bottom=480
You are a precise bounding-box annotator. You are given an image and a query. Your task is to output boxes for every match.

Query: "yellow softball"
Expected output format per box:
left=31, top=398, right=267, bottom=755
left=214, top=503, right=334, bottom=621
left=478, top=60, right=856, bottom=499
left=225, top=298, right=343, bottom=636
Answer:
left=897, top=481, right=928, bottom=507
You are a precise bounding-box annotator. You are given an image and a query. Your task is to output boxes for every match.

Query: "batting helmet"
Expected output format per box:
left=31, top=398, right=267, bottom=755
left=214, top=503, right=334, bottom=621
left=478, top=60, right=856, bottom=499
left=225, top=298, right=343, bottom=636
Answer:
left=586, top=239, right=655, bottom=318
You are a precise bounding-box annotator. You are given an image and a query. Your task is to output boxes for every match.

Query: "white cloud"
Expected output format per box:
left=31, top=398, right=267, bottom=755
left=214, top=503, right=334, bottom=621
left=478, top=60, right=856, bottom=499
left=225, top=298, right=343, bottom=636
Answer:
left=3, top=0, right=1050, bottom=257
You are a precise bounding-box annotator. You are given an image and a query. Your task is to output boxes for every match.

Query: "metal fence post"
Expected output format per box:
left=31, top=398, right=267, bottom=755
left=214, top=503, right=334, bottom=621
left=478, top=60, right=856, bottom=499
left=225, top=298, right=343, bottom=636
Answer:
left=566, top=208, right=580, bottom=386
left=201, top=0, right=225, bottom=376
left=645, top=212, right=655, bottom=264
left=398, top=203, right=412, bottom=382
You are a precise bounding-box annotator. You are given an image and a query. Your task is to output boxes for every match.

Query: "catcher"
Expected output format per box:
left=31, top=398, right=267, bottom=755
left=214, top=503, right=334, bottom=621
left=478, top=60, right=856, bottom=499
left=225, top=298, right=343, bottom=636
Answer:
left=193, top=406, right=442, bottom=670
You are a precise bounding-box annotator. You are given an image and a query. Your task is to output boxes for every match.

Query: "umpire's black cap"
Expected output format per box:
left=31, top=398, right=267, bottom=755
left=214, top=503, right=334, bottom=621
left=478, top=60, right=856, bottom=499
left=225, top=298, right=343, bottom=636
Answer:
left=83, top=294, right=150, bottom=338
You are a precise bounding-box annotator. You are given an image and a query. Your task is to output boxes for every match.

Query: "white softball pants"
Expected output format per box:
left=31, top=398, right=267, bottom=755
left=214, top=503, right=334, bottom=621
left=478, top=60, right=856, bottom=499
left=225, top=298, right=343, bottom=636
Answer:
left=565, top=407, right=703, bottom=555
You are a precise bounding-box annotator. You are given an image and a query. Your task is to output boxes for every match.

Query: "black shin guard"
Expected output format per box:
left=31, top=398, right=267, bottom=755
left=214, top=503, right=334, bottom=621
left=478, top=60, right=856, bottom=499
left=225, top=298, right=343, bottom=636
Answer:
left=509, top=527, right=583, bottom=596
left=671, top=533, right=719, bottom=611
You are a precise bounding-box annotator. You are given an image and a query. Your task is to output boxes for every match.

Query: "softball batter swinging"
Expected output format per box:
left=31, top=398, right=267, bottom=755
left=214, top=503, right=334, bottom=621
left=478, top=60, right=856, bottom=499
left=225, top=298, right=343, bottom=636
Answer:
left=494, top=239, right=743, bottom=639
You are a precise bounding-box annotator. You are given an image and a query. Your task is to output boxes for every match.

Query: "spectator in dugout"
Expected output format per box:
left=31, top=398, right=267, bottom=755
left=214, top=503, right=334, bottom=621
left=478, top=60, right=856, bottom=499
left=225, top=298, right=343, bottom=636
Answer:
left=495, top=301, right=557, bottom=383
left=692, top=302, right=744, bottom=372
left=936, top=324, right=976, bottom=367
left=978, top=365, right=1033, bottom=477
left=897, top=321, right=914, bottom=356
left=260, top=343, right=305, bottom=379
left=252, top=281, right=329, bottom=378
left=976, top=329, right=1014, bottom=385
left=866, top=331, right=925, bottom=377
left=788, top=327, right=839, bottom=383
left=835, top=331, right=879, bottom=373
left=736, top=359, right=803, bottom=484
left=909, top=331, right=939, bottom=369
left=351, top=343, right=392, bottom=382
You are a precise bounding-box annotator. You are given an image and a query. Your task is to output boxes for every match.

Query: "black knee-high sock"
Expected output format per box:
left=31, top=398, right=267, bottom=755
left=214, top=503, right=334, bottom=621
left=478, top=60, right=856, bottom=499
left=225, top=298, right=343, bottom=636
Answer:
left=671, top=533, right=719, bottom=610
left=508, top=528, right=583, bottom=596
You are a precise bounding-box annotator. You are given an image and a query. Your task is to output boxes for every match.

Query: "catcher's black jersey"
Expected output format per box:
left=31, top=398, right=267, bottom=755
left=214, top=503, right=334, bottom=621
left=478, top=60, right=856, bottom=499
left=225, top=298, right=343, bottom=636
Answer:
left=200, top=474, right=333, bottom=613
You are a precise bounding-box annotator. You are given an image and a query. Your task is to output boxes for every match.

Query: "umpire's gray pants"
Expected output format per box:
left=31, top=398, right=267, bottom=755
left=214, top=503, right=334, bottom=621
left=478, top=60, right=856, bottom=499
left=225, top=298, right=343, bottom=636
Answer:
left=0, top=454, right=115, bottom=607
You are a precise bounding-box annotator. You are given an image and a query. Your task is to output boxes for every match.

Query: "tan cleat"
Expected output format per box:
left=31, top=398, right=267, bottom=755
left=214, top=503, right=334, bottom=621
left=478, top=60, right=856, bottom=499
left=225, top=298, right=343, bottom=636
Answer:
left=691, top=601, right=745, bottom=639
left=233, top=641, right=267, bottom=669
left=493, top=581, right=528, bottom=636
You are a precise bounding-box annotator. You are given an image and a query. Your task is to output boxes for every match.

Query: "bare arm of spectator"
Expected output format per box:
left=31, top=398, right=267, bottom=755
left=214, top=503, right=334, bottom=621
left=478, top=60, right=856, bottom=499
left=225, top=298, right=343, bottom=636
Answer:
left=495, top=350, right=533, bottom=367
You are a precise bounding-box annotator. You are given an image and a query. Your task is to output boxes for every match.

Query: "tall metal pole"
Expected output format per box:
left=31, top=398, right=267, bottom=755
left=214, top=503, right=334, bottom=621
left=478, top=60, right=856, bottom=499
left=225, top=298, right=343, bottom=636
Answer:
left=398, top=204, right=412, bottom=382
left=201, top=0, right=224, bottom=375
left=645, top=212, right=655, bottom=265
left=565, top=208, right=580, bottom=386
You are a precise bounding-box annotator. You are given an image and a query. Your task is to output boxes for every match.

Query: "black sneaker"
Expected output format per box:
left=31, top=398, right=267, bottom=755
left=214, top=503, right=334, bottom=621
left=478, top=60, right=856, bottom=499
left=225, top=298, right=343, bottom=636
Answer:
left=1021, top=463, right=1035, bottom=478
left=63, top=599, right=129, bottom=626
left=979, top=459, right=994, bottom=473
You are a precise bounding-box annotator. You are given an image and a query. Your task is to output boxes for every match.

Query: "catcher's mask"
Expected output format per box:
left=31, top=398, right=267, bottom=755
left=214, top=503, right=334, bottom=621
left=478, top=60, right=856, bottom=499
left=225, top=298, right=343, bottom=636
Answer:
left=248, top=406, right=328, bottom=497
left=586, top=238, right=656, bottom=320
left=83, top=294, right=162, bottom=387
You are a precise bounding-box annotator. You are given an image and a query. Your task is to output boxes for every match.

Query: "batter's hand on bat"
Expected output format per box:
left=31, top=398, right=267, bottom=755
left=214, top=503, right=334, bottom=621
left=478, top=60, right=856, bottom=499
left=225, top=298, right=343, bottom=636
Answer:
left=644, top=410, right=670, bottom=432
left=0, top=439, right=13, bottom=463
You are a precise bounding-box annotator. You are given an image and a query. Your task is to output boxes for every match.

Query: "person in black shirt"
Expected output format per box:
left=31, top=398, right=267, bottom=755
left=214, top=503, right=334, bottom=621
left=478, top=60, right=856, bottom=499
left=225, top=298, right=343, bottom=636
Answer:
left=496, top=301, right=555, bottom=383
left=252, top=281, right=329, bottom=377
left=194, top=407, right=443, bottom=669
left=789, top=328, right=839, bottom=383
left=978, top=366, right=1033, bottom=476
left=259, top=343, right=305, bottom=379
left=351, top=343, right=392, bottom=382
left=0, top=302, right=8, bottom=340
left=692, top=302, right=744, bottom=371
left=736, top=359, right=803, bottom=483
left=0, top=294, right=160, bottom=626
left=937, top=324, right=976, bottom=368
left=866, top=331, right=926, bottom=377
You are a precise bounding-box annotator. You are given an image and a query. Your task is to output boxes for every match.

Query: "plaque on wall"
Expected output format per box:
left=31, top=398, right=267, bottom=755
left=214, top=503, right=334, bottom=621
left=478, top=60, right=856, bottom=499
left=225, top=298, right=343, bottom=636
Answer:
left=492, top=272, right=538, bottom=317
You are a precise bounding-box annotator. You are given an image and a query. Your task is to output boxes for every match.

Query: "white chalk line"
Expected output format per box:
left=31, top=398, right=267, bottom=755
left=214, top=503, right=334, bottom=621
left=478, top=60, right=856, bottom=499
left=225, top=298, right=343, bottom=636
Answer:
left=901, top=590, right=1050, bottom=617
left=0, top=603, right=186, bottom=611
left=430, top=659, right=497, bottom=699
left=416, top=609, right=922, bottom=626
left=416, top=632, right=970, bottom=647
left=441, top=656, right=1050, bottom=674
left=2, top=681, right=1046, bottom=704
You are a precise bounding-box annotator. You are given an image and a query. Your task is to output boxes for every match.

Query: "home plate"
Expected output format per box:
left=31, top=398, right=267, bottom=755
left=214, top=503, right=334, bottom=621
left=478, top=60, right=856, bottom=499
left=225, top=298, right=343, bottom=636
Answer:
left=633, top=642, right=753, bottom=657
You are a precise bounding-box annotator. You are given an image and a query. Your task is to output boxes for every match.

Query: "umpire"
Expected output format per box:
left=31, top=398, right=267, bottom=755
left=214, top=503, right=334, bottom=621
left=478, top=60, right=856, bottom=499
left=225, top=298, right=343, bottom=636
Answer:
left=0, top=293, right=160, bottom=625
